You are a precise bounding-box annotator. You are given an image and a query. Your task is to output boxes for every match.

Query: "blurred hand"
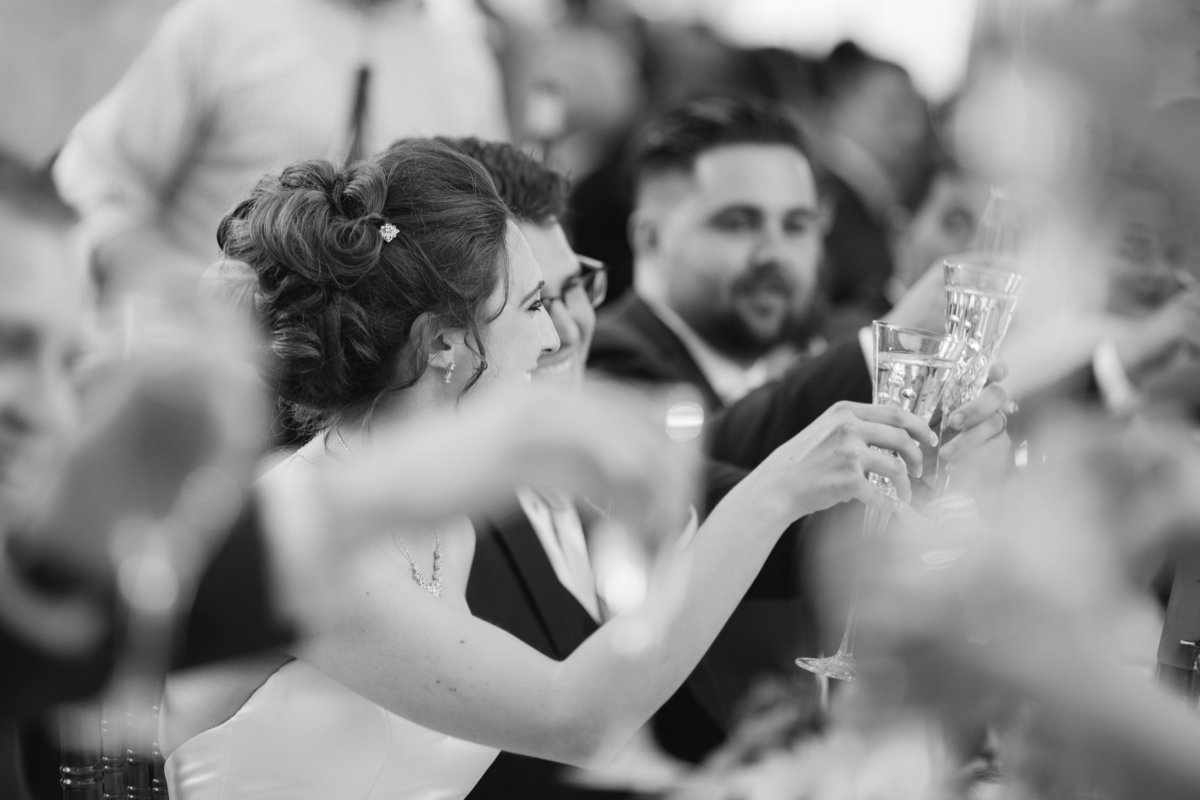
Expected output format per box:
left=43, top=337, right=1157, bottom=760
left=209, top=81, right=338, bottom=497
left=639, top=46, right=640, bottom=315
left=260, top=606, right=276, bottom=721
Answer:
left=750, top=400, right=937, bottom=520
left=1114, top=285, right=1200, bottom=377
left=326, top=380, right=703, bottom=547
left=20, top=294, right=266, bottom=583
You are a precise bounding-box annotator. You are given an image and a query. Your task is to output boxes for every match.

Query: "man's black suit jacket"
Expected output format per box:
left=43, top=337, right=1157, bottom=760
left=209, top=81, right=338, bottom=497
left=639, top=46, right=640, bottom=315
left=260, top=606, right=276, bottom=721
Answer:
left=589, top=293, right=874, bottom=463
left=480, top=293, right=869, bottom=757
left=465, top=504, right=729, bottom=800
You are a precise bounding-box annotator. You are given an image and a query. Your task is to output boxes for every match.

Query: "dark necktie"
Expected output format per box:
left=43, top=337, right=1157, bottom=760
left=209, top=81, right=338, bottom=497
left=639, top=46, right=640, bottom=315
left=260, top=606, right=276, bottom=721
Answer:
left=345, top=64, right=371, bottom=165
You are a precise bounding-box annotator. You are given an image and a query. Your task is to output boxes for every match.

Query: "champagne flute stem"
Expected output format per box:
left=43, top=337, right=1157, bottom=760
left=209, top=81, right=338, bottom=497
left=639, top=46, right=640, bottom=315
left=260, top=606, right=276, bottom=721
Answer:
left=832, top=506, right=892, bottom=660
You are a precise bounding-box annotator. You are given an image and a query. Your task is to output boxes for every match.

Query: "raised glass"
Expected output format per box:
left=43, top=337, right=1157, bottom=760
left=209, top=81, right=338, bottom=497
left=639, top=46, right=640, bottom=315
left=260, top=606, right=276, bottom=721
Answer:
left=796, top=322, right=964, bottom=681
left=934, top=260, right=1023, bottom=494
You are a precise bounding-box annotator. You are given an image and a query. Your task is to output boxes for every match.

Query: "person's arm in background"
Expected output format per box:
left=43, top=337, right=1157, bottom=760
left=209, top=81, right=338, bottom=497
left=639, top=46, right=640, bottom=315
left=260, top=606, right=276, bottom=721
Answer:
left=51, top=0, right=217, bottom=302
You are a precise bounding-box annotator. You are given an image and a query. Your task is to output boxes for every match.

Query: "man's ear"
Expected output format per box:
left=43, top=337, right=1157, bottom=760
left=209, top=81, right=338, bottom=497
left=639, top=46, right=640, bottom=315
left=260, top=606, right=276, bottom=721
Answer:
left=629, top=211, right=659, bottom=258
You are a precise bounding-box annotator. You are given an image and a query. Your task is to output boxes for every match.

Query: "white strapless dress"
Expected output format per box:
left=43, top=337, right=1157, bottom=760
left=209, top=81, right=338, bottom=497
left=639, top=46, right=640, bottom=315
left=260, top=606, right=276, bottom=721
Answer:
left=165, top=660, right=499, bottom=800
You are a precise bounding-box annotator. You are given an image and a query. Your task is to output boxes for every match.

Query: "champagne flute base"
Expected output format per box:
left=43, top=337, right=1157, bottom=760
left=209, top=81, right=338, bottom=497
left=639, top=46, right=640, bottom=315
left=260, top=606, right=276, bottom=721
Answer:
left=795, top=653, right=857, bottom=682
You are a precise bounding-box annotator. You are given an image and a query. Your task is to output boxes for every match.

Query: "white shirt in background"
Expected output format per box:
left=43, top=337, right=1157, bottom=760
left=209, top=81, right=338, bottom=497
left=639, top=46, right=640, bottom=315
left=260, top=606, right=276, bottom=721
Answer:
left=53, top=0, right=508, bottom=277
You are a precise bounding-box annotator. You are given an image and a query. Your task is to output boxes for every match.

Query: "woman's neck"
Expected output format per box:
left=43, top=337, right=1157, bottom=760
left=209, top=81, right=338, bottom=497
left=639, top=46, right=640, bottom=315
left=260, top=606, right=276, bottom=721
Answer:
left=326, top=376, right=452, bottom=458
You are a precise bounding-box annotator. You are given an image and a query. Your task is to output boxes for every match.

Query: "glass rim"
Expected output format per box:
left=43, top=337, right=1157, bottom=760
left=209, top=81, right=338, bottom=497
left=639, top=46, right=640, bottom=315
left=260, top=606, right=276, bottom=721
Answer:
left=871, top=320, right=952, bottom=340
left=942, top=258, right=1024, bottom=277
left=943, top=259, right=1024, bottom=296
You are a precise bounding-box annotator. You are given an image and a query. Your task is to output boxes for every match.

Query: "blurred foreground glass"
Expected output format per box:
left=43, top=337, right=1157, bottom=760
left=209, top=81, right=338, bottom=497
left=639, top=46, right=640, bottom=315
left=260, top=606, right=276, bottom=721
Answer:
left=61, top=290, right=258, bottom=796
left=589, top=386, right=704, bottom=655
left=797, top=322, right=963, bottom=681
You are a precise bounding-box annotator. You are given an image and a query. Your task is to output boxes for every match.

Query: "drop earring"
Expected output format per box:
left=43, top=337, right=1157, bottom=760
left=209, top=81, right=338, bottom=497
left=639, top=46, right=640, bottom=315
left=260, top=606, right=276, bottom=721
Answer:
left=443, top=362, right=457, bottom=385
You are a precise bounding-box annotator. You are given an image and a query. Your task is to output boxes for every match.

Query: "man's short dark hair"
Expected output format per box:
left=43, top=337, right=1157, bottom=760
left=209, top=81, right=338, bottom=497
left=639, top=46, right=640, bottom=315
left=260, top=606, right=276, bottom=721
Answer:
left=629, top=95, right=811, bottom=189
left=0, top=150, right=77, bottom=227
left=434, top=137, right=570, bottom=226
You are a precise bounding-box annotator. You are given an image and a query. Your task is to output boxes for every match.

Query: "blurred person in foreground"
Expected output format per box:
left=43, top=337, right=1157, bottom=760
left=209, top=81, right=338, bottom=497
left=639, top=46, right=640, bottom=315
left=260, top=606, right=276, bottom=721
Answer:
left=4, top=140, right=768, bottom=797
left=847, top=413, right=1200, bottom=800
left=0, top=147, right=715, bottom=725
left=159, top=139, right=944, bottom=800
left=1004, top=163, right=1200, bottom=436
left=52, top=0, right=507, bottom=306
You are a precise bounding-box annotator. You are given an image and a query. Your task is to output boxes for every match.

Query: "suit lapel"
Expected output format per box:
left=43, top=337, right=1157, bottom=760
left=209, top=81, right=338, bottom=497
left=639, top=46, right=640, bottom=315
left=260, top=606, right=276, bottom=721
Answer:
left=621, top=297, right=726, bottom=411
left=488, top=508, right=599, bottom=659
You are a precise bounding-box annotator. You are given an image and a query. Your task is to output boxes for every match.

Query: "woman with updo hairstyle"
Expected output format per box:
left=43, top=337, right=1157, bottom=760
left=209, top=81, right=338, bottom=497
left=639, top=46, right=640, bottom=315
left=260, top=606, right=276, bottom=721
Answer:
left=161, top=139, right=939, bottom=800
left=217, top=139, right=519, bottom=433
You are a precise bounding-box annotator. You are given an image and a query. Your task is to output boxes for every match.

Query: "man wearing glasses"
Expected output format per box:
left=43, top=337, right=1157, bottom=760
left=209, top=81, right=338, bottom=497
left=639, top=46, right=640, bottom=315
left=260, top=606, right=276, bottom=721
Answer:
left=438, top=136, right=1009, bottom=798
left=440, top=137, right=731, bottom=800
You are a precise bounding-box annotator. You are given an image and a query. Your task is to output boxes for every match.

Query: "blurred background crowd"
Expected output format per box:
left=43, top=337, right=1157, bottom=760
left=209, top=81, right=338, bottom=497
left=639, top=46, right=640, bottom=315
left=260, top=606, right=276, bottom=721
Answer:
left=5, top=0, right=1200, bottom=799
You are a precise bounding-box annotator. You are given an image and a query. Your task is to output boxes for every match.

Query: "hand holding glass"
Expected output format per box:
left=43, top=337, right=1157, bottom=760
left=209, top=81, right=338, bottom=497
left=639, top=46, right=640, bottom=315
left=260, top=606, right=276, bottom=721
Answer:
left=796, top=322, right=964, bottom=681
left=935, top=260, right=1023, bottom=494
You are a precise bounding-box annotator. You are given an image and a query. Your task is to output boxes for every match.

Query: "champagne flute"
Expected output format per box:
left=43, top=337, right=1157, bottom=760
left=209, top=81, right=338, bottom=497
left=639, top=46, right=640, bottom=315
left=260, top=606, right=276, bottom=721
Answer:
left=796, top=322, right=964, bottom=681
left=933, top=260, right=1024, bottom=496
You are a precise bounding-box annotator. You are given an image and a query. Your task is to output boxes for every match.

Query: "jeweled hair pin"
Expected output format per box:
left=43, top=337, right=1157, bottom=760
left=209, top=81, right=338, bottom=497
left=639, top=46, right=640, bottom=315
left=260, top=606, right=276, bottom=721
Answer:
left=380, top=222, right=399, bottom=243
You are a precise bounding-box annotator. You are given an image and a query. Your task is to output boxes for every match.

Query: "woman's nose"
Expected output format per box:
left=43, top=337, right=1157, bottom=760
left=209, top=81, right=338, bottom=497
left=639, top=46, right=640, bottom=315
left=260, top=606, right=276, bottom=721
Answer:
left=547, top=300, right=580, bottom=348
left=539, top=306, right=561, bottom=354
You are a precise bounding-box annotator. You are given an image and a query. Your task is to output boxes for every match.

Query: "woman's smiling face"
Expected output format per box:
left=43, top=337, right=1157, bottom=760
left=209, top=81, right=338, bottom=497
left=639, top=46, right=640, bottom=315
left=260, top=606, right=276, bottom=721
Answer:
left=473, top=221, right=561, bottom=390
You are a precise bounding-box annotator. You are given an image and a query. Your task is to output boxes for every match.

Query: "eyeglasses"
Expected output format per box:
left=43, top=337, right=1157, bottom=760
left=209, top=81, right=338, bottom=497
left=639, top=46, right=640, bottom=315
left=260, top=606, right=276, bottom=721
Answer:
left=543, top=255, right=608, bottom=311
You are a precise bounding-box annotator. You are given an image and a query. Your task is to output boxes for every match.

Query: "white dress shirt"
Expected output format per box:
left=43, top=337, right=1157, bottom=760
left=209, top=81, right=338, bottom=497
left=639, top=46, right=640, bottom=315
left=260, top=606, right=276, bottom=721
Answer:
left=54, top=0, right=509, bottom=276
left=516, top=487, right=602, bottom=621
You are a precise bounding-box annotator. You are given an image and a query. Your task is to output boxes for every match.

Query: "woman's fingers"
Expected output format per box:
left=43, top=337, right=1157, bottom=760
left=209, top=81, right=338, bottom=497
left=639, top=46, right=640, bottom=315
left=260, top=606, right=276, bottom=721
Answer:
left=859, top=445, right=913, bottom=504
left=847, top=402, right=938, bottom=448
left=855, top=419, right=926, bottom=478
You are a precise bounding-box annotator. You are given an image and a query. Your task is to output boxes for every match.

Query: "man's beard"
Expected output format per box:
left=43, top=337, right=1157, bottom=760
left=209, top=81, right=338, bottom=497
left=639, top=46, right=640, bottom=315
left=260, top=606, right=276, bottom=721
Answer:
left=691, top=303, right=802, bottom=363
left=691, top=266, right=811, bottom=362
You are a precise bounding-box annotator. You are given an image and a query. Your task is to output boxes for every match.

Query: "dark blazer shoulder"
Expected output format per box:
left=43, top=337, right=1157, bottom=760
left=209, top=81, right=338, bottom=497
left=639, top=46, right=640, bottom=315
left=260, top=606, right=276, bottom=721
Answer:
left=589, top=294, right=722, bottom=410
left=707, top=336, right=871, bottom=469
left=468, top=506, right=598, bottom=660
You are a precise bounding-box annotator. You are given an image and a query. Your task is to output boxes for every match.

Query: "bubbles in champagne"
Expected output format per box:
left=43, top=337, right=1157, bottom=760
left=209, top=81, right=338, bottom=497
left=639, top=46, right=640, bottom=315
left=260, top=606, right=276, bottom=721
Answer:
left=944, top=286, right=1020, bottom=409
left=874, top=352, right=958, bottom=422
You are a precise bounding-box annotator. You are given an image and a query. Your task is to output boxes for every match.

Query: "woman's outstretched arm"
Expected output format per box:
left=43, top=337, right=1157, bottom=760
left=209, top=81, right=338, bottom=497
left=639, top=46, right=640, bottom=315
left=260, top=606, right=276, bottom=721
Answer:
left=300, top=401, right=936, bottom=768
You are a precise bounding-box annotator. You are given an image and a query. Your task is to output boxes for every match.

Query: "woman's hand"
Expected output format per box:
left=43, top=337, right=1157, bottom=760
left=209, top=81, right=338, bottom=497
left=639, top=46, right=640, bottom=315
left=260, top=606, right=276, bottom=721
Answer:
left=751, top=400, right=937, bottom=521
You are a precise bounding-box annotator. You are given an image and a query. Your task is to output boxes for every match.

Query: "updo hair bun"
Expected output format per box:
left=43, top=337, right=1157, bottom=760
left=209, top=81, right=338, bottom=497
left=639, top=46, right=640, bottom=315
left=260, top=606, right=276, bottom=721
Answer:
left=218, top=142, right=511, bottom=431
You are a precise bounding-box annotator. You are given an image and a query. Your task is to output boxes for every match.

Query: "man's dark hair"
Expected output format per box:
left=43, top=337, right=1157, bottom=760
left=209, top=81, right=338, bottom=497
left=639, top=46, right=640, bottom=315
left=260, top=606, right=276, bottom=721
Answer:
left=629, top=95, right=811, bottom=188
left=0, top=150, right=77, bottom=227
left=435, top=136, right=570, bottom=226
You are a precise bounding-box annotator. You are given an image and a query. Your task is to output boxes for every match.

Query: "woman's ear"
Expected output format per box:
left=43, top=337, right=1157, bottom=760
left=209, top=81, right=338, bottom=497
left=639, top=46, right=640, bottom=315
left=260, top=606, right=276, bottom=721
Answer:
left=427, top=329, right=468, bottom=378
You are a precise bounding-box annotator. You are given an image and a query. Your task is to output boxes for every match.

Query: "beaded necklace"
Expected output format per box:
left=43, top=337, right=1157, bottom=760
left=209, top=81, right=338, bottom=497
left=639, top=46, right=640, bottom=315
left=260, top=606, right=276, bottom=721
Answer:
left=334, top=429, right=443, bottom=598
